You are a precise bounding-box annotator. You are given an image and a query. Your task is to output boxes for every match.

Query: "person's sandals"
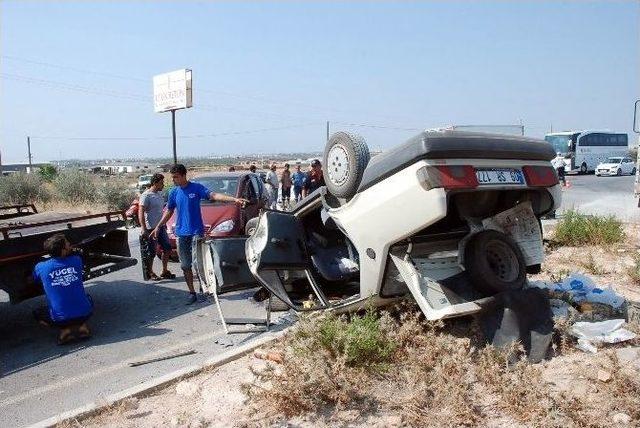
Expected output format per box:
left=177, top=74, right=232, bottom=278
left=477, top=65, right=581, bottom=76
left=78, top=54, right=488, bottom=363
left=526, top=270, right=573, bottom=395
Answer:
left=77, top=324, right=92, bottom=341
left=148, top=272, right=162, bottom=281
left=57, top=328, right=75, bottom=345
left=186, top=293, right=198, bottom=305
left=160, top=270, right=176, bottom=279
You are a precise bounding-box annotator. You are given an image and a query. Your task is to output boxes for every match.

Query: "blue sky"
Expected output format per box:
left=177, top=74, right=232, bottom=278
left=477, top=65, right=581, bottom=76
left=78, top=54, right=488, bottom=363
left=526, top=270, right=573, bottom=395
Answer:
left=1, top=1, right=638, bottom=163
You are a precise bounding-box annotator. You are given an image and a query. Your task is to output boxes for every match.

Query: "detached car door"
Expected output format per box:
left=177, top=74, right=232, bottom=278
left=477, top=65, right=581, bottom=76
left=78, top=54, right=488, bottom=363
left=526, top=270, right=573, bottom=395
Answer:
left=193, top=236, right=257, bottom=295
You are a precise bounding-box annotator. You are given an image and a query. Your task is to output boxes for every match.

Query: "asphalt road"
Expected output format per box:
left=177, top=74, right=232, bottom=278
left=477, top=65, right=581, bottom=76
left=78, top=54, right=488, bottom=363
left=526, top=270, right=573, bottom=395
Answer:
left=558, top=173, right=639, bottom=222
left=1, top=173, right=637, bottom=427
left=0, top=233, right=289, bottom=427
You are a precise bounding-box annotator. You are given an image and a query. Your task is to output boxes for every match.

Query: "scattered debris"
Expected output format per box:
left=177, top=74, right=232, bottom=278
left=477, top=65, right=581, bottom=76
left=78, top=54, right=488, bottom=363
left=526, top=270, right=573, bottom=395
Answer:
left=597, top=369, right=612, bottom=383
left=214, top=336, right=235, bottom=347
left=128, top=349, right=197, bottom=367
left=570, top=319, right=637, bottom=353
left=253, top=350, right=284, bottom=364
left=529, top=273, right=625, bottom=309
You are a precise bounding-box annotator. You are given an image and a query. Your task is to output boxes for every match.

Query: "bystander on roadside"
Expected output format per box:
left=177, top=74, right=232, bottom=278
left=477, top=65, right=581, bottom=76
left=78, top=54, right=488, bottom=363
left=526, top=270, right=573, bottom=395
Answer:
left=150, top=164, right=248, bottom=305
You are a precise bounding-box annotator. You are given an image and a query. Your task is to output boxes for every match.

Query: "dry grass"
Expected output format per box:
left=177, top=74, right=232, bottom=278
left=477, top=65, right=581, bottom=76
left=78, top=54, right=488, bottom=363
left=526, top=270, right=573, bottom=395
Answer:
left=241, top=305, right=639, bottom=427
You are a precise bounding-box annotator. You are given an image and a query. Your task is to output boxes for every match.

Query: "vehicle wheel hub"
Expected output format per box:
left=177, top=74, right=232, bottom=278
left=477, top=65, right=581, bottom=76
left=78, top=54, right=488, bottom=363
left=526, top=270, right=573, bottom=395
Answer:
left=327, top=144, right=350, bottom=186
left=485, top=240, right=519, bottom=282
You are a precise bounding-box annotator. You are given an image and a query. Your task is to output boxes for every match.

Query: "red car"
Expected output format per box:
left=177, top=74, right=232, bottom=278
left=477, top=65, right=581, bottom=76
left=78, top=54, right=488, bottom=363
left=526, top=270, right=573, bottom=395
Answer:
left=163, top=172, right=266, bottom=254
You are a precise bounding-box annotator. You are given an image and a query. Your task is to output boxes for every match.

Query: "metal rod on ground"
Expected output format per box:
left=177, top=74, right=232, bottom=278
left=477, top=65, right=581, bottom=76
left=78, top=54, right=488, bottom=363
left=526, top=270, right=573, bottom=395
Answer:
left=129, top=349, right=196, bottom=367
left=171, top=109, right=177, bottom=164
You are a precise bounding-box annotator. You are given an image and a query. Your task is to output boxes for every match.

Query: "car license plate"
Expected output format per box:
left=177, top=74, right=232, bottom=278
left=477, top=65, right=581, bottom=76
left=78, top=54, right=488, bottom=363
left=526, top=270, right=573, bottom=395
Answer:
left=475, top=168, right=525, bottom=185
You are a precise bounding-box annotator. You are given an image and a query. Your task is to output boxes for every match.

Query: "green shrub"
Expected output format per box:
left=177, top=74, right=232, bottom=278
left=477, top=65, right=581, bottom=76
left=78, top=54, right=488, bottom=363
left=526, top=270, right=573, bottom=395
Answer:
left=53, top=170, right=97, bottom=204
left=0, top=173, right=50, bottom=204
left=554, top=210, right=624, bottom=246
left=296, top=308, right=396, bottom=369
left=99, top=179, right=137, bottom=211
left=38, top=165, right=58, bottom=182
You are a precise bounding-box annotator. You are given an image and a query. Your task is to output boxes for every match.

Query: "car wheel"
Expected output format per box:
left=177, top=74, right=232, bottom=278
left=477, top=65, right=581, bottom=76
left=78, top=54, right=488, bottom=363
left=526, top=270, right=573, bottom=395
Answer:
left=464, top=230, right=526, bottom=295
left=323, top=132, right=370, bottom=198
left=632, top=168, right=637, bottom=175
left=580, top=163, right=587, bottom=174
left=617, top=168, right=622, bottom=176
left=245, top=217, right=259, bottom=236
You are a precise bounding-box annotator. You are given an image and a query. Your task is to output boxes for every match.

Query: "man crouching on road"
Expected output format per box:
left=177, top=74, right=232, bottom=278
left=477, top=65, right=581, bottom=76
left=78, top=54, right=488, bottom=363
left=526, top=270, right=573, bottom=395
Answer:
left=33, top=233, right=93, bottom=345
left=150, top=164, right=249, bottom=305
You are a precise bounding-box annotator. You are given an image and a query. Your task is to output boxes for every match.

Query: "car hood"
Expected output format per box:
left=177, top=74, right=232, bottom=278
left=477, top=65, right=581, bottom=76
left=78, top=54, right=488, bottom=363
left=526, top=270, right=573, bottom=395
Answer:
left=167, top=203, right=240, bottom=232
left=597, top=163, right=620, bottom=169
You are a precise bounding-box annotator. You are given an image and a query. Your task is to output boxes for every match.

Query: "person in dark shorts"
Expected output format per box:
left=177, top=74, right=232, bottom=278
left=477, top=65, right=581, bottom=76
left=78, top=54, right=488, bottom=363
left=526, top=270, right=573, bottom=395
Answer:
left=139, top=173, right=174, bottom=281
left=280, top=163, right=292, bottom=209
left=151, top=164, right=248, bottom=305
left=291, top=164, right=305, bottom=202
left=33, top=234, right=94, bottom=345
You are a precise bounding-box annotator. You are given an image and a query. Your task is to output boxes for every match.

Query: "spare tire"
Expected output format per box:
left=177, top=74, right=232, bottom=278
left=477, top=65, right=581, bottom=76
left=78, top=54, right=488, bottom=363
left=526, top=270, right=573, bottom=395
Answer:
left=464, top=230, right=526, bottom=295
left=323, top=132, right=370, bottom=198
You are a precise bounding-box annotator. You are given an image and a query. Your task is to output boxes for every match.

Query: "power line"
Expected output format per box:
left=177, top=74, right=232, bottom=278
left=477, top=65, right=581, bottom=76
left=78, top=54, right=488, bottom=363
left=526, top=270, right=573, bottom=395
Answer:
left=1, top=54, right=415, bottom=124
left=26, top=122, right=320, bottom=141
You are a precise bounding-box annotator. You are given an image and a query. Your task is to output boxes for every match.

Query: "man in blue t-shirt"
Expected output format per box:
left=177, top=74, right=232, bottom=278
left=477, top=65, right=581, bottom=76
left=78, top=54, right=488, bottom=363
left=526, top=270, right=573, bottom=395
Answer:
left=291, top=164, right=306, bottom=203
left=151, top=164, right=248, bottom=305
left=33, top=233, right=93, bottom=344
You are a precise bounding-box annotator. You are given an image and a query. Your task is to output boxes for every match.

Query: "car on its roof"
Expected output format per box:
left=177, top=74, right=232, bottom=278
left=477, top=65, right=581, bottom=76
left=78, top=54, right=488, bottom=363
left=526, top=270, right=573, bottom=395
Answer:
left=195, top=130, right=561, bottom=324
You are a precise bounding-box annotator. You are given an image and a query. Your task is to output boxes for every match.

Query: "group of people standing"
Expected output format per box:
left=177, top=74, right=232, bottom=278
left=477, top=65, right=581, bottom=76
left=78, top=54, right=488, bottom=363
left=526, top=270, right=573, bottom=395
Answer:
left=262, top=160, right=325, bottom=210
left=31, top=160, right=325, bottom=344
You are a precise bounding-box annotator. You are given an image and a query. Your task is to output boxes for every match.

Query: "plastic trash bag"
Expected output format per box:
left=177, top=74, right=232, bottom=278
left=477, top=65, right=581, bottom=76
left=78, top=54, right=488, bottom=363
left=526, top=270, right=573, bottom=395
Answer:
left=570, top=319, right=637, bottom=353
left=527, top=274, right=625, bottom=309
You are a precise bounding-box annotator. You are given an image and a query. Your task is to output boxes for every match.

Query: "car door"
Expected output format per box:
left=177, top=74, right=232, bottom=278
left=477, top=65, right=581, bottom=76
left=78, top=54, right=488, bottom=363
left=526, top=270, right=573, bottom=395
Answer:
left=245, top=209, right=330, bottom=311
left=193, top=236, right=257, bottom=295
left=626, top=158, right=634, bottom=174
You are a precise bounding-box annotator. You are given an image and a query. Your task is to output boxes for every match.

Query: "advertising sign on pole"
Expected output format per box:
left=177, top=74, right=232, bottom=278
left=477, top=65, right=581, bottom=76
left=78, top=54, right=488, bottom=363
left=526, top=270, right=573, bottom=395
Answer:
left=153, top=69, right=193, bottom=113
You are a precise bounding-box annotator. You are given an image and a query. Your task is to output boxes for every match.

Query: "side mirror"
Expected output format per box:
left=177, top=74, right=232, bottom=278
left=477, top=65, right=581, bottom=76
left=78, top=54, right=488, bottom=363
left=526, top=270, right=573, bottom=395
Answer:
left=634, top=100, right=640, bottom=134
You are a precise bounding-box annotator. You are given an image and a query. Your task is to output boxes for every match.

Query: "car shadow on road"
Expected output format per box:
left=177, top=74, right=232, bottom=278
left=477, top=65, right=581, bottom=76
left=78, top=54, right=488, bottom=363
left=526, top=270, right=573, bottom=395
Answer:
left=0, top=279, right=210, bottom=377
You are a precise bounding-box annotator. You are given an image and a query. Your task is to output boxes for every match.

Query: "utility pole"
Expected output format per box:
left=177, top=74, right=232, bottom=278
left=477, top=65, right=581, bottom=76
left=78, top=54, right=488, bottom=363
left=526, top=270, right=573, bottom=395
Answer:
left=171, top=110, right=177, bottom=164
left=326, top=121, right=330, bottom=141
left=27, top=136, right=33, bottom=173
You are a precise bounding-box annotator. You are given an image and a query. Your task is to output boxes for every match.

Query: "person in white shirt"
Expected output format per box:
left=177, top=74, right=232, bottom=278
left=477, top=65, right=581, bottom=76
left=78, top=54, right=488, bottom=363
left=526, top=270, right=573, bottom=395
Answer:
left=265, top=164, right=279, bottom=210
left=551, top=154, right=566, bottom=187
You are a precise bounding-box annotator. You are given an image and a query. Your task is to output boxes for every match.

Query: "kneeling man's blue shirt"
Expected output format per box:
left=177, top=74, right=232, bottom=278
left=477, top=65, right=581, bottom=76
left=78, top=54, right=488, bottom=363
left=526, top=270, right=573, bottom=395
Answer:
left=33, top=255, right=93, bottom=322
left=167, top=181, right=211, bottom=237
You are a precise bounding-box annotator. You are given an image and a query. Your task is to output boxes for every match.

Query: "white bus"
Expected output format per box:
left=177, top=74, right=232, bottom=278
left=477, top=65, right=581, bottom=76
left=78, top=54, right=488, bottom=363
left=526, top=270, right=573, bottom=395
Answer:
left=544, top=131, right=629, bottom=174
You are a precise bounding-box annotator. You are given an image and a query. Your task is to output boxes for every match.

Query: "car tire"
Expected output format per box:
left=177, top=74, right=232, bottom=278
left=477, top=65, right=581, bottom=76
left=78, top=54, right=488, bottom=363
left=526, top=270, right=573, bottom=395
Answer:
left=580, top=163, right=588, bottom=174
left=245, top=217, right=259, bottom=236
left=617, top=168, right=622, bottom=176
left=323, top=132, right=370, bottom=199
left=464, top=230, right=526, bottom=295
left=632, top=168, right=637, bottom=176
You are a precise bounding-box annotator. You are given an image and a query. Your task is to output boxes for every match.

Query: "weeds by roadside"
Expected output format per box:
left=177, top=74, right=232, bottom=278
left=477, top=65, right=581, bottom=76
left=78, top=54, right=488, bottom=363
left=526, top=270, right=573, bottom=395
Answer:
left=242, top=306, right=634, bottom=427
left=628, top=255, right=640, bottom=285
left=554, top=210, right=624, bottom=246
left=0, top=172, right=50, bottom=204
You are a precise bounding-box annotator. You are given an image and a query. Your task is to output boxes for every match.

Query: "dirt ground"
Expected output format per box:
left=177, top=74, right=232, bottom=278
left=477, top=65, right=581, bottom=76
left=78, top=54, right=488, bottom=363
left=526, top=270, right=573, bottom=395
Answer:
left=60, top=224, right=640, bottom=428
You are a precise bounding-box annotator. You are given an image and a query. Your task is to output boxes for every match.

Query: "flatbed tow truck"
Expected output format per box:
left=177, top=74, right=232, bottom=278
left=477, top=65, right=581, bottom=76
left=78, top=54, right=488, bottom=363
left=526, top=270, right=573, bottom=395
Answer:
left=0, top=204, right=137, bottom=304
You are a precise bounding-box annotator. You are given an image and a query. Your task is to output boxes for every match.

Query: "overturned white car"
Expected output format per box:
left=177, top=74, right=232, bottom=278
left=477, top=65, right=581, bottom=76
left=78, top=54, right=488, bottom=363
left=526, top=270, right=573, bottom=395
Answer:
left=195, top=130, right=561, bottom=321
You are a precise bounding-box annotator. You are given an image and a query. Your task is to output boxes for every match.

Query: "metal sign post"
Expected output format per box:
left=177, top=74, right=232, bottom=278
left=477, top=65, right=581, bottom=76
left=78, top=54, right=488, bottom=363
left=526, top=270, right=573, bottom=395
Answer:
left=171, top=110, right=177, bottom=164
left=153, top=69, right=193, bottom=164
